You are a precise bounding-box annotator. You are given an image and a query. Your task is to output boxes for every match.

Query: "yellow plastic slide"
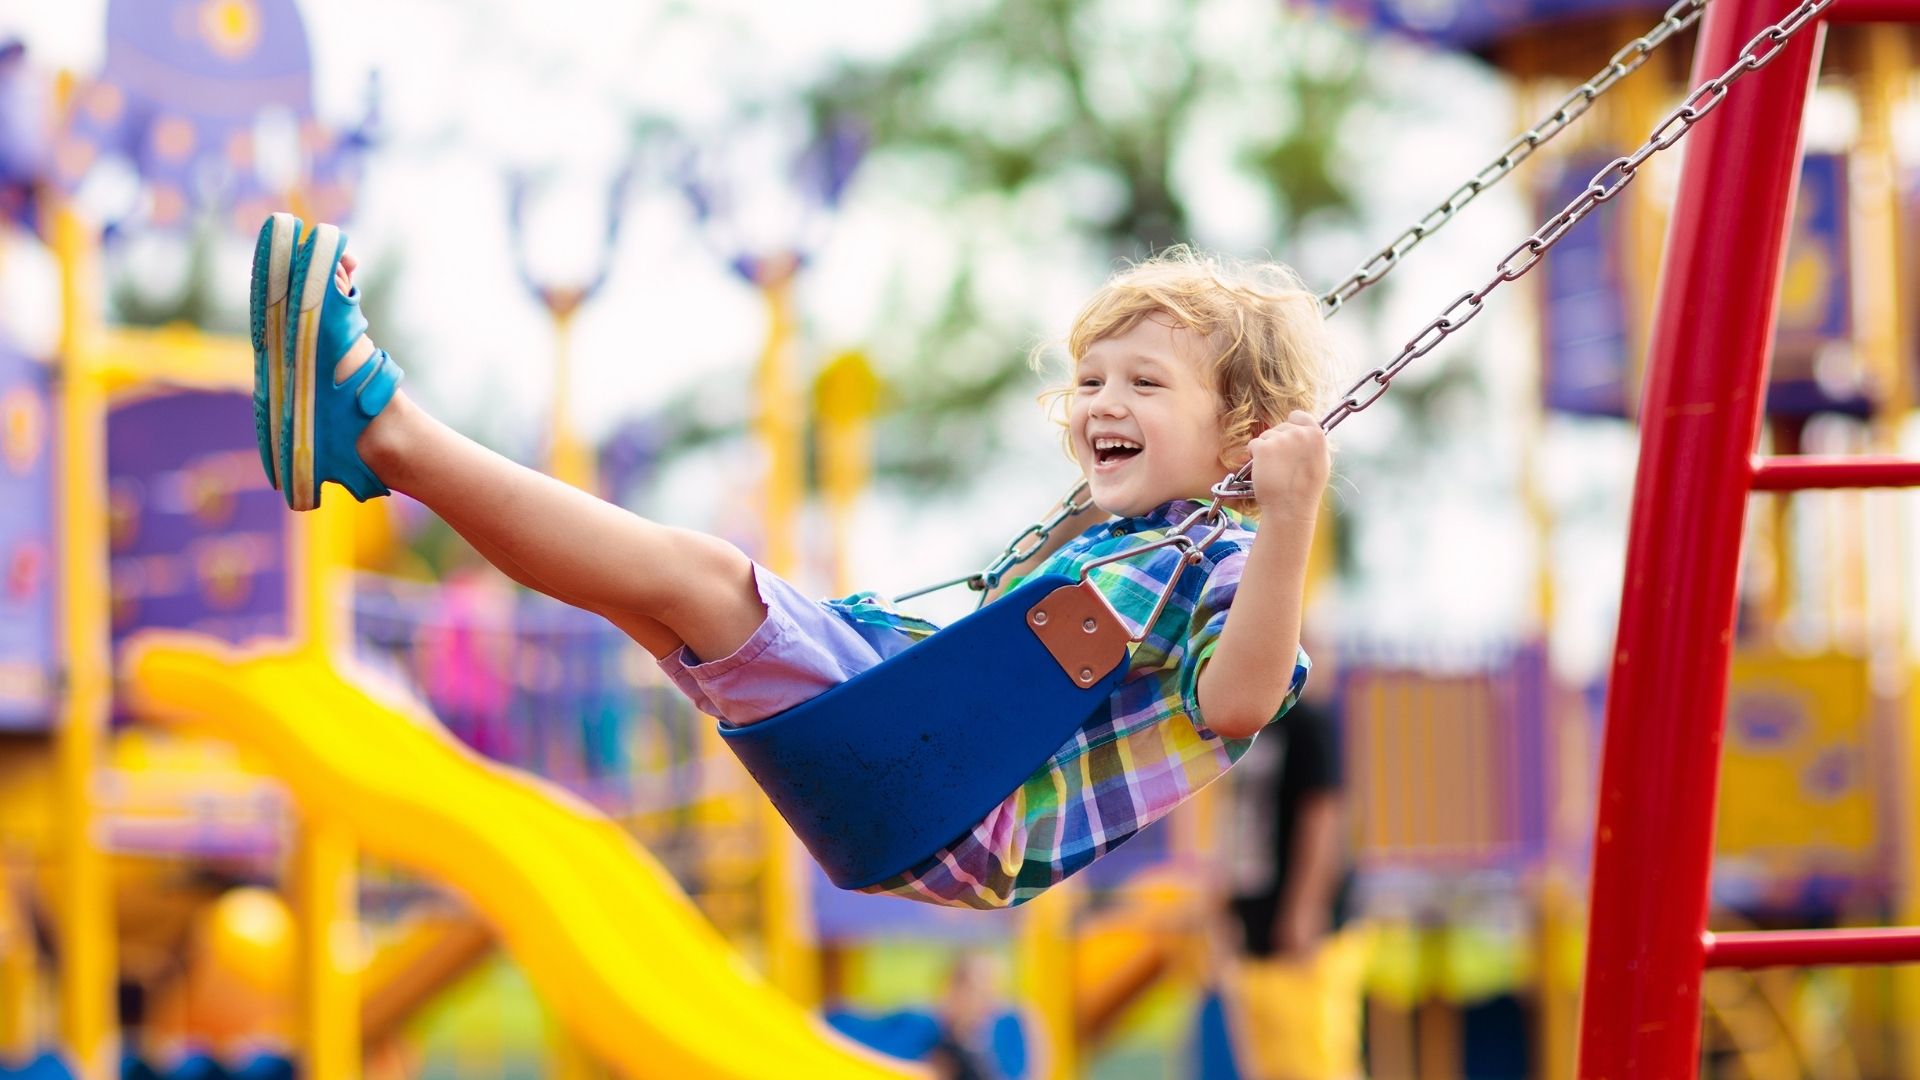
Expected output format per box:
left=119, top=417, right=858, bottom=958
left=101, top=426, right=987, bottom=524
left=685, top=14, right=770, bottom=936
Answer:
left=124, top=633, right=919, bottom=1080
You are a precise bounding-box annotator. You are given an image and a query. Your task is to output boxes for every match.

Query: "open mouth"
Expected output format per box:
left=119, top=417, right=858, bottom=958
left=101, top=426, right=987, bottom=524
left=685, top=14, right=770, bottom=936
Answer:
left=1093, top=436, right=1143, bottom=467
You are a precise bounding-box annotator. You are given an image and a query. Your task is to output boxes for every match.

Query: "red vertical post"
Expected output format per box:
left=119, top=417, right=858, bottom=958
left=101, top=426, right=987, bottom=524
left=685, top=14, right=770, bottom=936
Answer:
left=1575, top=1, right=1825, bottom=1075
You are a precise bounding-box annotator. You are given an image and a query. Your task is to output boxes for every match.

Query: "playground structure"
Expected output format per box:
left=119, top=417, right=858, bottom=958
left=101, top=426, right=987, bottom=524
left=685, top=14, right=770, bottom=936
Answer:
left=0, top=9, right=1154, bottom=1074
left=8, top=0, right=1920, bottom=1076
left=1579, top=0, right=1920, bottom=1072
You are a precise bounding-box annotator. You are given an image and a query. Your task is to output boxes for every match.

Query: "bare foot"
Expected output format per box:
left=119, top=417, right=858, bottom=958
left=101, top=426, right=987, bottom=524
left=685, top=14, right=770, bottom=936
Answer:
left=333, top=251, right=377, bottom=384
left=330, top=249, right=409, bottom=482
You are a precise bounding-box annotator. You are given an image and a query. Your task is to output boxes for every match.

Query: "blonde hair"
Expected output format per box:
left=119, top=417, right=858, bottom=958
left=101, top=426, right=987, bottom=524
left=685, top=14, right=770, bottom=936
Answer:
left=1038, top=247, right=1339, bottom=460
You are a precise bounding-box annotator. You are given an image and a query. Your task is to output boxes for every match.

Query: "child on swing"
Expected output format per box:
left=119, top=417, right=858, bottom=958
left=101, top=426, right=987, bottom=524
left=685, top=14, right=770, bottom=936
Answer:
left=252, top=212, right=1334, bottom=909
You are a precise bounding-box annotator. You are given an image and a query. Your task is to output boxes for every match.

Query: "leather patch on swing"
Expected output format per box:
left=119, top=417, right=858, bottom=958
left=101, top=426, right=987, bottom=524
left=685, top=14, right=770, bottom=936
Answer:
left=1027, top=581, right=1130, bottom=689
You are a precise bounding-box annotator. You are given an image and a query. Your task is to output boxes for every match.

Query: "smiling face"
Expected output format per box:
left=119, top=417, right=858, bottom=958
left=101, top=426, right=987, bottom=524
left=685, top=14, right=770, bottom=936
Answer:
left=1069, top=315, right=1236, bottom=518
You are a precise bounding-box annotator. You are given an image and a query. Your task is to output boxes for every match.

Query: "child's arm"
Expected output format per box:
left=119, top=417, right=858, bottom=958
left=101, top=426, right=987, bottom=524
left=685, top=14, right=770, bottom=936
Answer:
left=1197, top=412, right=1328, bottom=740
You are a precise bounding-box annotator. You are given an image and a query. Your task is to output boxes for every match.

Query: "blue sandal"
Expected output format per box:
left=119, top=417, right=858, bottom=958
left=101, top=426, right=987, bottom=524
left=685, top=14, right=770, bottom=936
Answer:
left=253, top=216, right=405, bottom=511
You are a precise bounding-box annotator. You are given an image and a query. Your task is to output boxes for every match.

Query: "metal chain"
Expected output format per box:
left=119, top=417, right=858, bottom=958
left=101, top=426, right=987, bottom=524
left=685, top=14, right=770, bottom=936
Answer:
left=1208, top=0, right=1833, bottom=502
left=913, top=0, right=1823, bottom=596
left=1318, top=0, right=1708, bottom=316
left=893, top=480, right=1096, bottom=602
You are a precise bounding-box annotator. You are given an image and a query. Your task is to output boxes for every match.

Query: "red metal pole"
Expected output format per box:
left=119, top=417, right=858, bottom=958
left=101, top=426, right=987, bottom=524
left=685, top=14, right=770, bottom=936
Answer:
left=1750, top=454, right=1920, bottom=490
left=1705, top=927, right=1920, bottom=968
left=1575, top=1, right=1825, bottom=1074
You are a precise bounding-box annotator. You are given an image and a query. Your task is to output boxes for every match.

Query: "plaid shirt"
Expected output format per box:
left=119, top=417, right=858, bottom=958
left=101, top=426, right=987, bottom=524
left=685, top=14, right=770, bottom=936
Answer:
left=827, top=499, right=1310, bottom=909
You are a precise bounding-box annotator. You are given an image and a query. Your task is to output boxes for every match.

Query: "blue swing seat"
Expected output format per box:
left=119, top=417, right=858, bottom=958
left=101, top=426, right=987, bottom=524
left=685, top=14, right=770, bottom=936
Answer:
left=718, top=572, right=1129, bottom=890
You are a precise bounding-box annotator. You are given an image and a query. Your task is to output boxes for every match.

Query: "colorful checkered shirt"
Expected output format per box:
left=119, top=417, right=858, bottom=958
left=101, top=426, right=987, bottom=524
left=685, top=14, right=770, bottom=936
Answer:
left=826, top=498, right=1310, bottom=909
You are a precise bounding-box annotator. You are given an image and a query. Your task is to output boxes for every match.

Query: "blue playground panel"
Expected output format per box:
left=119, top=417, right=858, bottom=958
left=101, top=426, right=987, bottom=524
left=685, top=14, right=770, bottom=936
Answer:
left=828, top=1008, right=1027, bottom=1079
left=0, top=1055, right=292, bottom=1079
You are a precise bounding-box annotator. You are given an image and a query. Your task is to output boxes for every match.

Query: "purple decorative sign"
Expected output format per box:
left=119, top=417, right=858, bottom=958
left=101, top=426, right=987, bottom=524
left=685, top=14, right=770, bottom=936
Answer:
left=1539, top=156, right=1633, bottom=419
left=0, top=41, right=45, bottom=229
left=1296, top=0, right=1675, bottom=53
left=1768, top=153, right=1863, bottom=418
left=0, top=340, right=55, bottom=730
left=54, top=0, right=370, bottom=235
left=106, top=389, right=290, bottom=646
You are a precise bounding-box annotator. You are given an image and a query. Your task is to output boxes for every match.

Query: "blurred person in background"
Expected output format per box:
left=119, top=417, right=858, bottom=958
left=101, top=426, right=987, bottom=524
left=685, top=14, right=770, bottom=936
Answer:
left=926, top=953, right=1006, bottom=1080
left=1218, top=634, right=1368, bottom=1080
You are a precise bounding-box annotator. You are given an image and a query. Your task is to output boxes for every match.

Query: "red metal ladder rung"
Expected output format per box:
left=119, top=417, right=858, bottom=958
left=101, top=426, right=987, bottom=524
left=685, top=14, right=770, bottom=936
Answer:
left=1749, top=455, right=1920, bottom=491
left=1829, top=0, right=1920, bottom=22
left=1703, top=927, right=1920, bottom=969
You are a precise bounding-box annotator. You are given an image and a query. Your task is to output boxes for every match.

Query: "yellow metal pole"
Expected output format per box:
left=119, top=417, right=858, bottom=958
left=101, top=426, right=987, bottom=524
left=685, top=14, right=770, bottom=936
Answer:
left=1613, top=42, right=1672, bottom=416
left=814, top=351, right=879, bottom=595
left=547, top=307, right=597, bottom=493
left=535, top=288, right=608, bottom=1074
left=291, top=470, right=361, bottom=1074
left=1016, top=885, right=1077, bottom=1080
left=297, top=479, right=353, bottom=659
left=290, top=813, right=360, bottom=1080
left=0, top=861, right=36, bottom=1057
left=756, top=264, right=805, bottom=581
left=50, top=201, right=117, bottom=1080
left=752, top=259, right=818, bottom=1009
left=1849, top=28, right=1920, bottom=1079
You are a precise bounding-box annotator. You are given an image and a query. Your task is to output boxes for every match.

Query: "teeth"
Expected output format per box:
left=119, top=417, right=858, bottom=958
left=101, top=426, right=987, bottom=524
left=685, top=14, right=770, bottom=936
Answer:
left=1093, top=437, right=1141, bottom=451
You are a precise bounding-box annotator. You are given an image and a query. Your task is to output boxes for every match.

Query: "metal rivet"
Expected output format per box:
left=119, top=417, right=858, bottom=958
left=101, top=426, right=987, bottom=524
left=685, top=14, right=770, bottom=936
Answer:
left=1079, top=667, right=1093, bottom=683
left=1082, top=618, right=1097, bottom=633
left=1032, top=610, right=1049, bottom=625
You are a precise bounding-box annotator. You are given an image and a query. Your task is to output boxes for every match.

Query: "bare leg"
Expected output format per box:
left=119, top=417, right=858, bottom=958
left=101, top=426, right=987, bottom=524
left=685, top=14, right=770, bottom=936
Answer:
left=438, top=505, right=683, bottom=658
left=329, top=259, right=763, bottom=663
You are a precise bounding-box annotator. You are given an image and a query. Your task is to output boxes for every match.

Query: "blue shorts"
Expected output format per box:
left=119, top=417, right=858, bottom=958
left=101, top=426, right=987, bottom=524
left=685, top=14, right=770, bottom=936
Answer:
left=656, top=563, right=916, bottom=725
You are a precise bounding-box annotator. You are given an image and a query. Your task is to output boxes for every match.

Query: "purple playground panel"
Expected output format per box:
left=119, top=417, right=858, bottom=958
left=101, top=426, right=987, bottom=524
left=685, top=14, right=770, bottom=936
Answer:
left=1336, top=638, right=1555, bottom=878
left=1539, top=154, right=1634, bottom=419
left=105, top=388, right=291, bottom=648
left=352, top=577, right=707, bottom=814
left=53, top=0, right=368, bottom=235
left=1297, top=0, right=1676, bottom=54
left=0, top=340, right=55, bottom=730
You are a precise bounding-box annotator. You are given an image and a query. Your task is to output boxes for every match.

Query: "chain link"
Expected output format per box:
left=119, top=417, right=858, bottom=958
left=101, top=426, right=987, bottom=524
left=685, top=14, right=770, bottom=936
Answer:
left=917, top=0, right=1829, bottom=593
left=1316, top=0, right=1830, bottom=435
left=1198, top=0, right=1834, bottom=500
left=1318, top=0, right=1708, bottom=315
left=953, top=0, right=1709, bottom=584
left=893, top=480, right=1095, bottom=603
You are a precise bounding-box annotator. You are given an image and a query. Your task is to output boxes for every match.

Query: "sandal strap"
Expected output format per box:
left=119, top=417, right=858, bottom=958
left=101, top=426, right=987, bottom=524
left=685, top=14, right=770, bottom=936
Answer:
left=349, top=348, right=402, bottom=417
left=319, top=348, right=403, bottom=503
left=319, top=281, right=369, bottom=371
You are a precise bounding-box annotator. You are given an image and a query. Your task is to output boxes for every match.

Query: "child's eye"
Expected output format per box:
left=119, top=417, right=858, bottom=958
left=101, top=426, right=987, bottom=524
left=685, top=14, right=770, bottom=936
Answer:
left=1077, top=377, right=1102, bottom=390
left=1134, top=378, right=1159, bottom=388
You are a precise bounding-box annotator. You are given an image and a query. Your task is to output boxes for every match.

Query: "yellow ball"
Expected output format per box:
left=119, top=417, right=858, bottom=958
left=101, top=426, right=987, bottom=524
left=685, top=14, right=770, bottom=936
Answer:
left=201, top=886, right=293, bottom=995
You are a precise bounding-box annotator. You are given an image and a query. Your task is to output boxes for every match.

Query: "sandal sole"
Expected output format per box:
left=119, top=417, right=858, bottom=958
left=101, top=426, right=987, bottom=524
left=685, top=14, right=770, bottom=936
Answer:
left=249, top=213, right=299, bottom=493
left=286, top=222, right=342, bottom=512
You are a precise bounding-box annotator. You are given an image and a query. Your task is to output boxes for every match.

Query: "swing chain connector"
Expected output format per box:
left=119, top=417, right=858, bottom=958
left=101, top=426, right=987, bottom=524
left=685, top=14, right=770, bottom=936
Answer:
left=893, top=480, right=1096, bottom=604
left=1317, top=0, right=1708, bottom=316
left=907, top=0, right=1832, bottom=600
left=1315, top=0, right=1831, bottom=438
left=1075, top=501, right=1232, bottom=643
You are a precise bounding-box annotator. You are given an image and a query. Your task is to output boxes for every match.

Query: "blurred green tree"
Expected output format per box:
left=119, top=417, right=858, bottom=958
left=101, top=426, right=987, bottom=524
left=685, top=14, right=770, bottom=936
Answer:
left=637, top=0, right=1392, bottom=500
left=795, top=0, right=1381, bottom=489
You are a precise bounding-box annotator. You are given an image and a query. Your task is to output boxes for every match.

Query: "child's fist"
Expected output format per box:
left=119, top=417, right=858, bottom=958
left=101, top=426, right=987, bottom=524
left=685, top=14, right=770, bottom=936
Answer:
left=1247, top=411, right=1329, bottom=519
